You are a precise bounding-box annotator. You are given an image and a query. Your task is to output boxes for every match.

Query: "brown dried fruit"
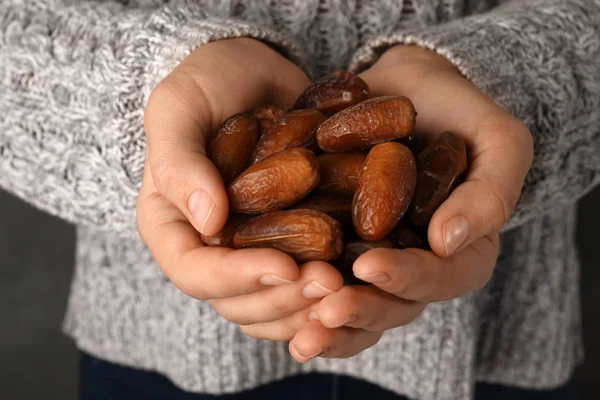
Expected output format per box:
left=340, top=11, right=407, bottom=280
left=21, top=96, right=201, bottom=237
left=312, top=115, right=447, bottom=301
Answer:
left=409, top=131, right=468, bottom=227
left=208, top=113, right=260, bottom=184
left=200, top=214, right=250, bottom=247
left=233, top=209, right=344, bottom=262
left=293, top=193, right=353, bottom=229
left=335, top=240, right=394, bottom=286
left=316, top=96, right=416, bottom=152
left=316, top=152, right=366, bottom=195
left=228, top=148, right=320, bottom=214
left=293, top=193, right=352, bottom=215
left=293, top=69, right=369, bottom=114
left=353, top=142, right=417, bottom=241
left=251, top=109, right=325, bottom=164
left=390, top=222, right=427, bottom=250
left=252, top=105, right=286, bottom=136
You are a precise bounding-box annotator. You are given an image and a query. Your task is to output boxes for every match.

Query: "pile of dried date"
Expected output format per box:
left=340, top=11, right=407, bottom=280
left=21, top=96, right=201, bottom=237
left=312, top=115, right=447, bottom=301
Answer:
left=203, top=70, right=468, bottom=285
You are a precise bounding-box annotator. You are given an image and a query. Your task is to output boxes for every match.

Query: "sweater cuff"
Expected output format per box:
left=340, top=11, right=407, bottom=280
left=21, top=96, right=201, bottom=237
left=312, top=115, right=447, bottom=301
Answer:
left=137, top=6, right=307, bottom=104
left=349, top=3, right=538, bottom=120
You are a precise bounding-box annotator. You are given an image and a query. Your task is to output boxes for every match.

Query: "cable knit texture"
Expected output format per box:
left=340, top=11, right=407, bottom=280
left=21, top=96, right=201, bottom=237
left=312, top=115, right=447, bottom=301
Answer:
left=1, top=1, right=599, bottom=399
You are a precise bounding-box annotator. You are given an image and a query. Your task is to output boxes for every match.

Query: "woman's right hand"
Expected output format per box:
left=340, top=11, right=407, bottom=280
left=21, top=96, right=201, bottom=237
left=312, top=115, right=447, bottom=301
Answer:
left=136, top=38, right=344, bottom=329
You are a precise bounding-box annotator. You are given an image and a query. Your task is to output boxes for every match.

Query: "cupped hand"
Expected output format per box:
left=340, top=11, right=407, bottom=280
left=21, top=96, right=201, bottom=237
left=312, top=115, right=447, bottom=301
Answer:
left=136, top=38, right=343, bottom=330
left=243, top=45, right=534, bottom=362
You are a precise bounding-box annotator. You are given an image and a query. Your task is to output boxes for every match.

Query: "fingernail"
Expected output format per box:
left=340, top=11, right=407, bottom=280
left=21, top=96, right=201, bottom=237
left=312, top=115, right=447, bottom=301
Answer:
left=314, top=348, right=328, bottom=358
left=443, top=216, right=469, bottom=256
left=308, top=311, right=319, bottom=321
left=259, top=274, right=294, bottom=286
left=337, top=315, right=358, bottom=327
left=188, top=189, right=215, bottom=235
left=299, top=347, right=328, bottom=360
left=357, top=272, right=390, bottom=284
left=302, top=281, right=334, bottom=299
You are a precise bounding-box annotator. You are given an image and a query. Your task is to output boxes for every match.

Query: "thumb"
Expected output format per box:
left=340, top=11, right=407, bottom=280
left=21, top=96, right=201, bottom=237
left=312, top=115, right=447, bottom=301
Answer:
left=427, top=120, right=533, bottom=256
left=144, top=78, right=230, bottom=236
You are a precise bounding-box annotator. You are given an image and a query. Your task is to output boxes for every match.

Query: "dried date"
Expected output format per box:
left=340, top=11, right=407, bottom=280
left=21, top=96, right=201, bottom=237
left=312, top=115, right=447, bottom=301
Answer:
left=228, top=148, right=320, bottom=214
left=293, top=69, right=369, bottom=114
left=353, top=142, right=417, bottom=241
left=208, top=113, right=259, bottom=185
left=409, top=131, right=468, bottom=227
left=251, top=109, right=325, bottom=164
left=316, top=96, right=416, bottom=152
left=200, top=214, right=250, bottom=248
left=252, top=105, right=286, bottom=136
left=233, top=209, right=344, bottom=262
left=316, top=152, right=366, bottom=195
left=293, top=192, right=353, bottom=229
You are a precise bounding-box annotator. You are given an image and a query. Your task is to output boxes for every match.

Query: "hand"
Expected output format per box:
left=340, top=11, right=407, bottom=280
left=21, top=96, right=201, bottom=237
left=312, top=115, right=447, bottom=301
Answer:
left=136, top=38, right=343, bottom=331
left=242, top=45, right=534, bottom=362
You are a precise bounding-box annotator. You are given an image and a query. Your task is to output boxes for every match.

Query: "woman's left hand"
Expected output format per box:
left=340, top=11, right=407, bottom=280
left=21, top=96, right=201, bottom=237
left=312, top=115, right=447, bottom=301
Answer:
left=241, top=44, right=534, bottom=362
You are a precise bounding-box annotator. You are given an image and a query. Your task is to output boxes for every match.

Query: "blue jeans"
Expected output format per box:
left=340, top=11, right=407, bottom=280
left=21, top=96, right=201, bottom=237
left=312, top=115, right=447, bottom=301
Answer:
left=80, top=352, right=576, bottom=400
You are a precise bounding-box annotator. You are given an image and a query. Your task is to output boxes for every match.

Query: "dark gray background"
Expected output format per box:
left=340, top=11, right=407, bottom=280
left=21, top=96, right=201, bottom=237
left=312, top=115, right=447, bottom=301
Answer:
left=0, top=187, right=598, bottom=399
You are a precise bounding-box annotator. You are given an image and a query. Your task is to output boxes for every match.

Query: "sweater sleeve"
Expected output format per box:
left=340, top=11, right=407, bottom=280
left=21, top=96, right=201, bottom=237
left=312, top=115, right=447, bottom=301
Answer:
left=349, top=0, right=600, bottom=232
left=0, top=0, right=305, bottom=237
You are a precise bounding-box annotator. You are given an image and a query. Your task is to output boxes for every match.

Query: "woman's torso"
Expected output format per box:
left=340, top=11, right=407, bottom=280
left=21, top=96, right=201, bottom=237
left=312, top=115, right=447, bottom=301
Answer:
left=62, top=2, right=582, bottom=400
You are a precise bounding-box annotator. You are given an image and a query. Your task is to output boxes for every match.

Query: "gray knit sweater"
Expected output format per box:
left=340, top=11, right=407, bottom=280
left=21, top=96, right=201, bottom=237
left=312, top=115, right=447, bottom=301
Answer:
left=1, top=1, right=599, bottom=399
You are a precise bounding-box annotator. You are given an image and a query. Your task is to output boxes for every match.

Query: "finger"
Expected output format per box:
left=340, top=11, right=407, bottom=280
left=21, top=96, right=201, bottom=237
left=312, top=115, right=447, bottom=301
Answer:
left=240, top=305, right=317, bottom=341
left=352, top=234, right=499, bottom=303
left=427, top=120, right=533, bottom=256
left=312, top=286, right=425, bottom=332
left=210, top=261, right=344, bottom=325
left=239, top=285, right=416, bottom=340
left=144, top=43, right=310, bottom=236
left=136, top=174, right=300, bottom=300
left=144, top=70, right=242, bottom=236
left=289, top=321, right=383, bottom=362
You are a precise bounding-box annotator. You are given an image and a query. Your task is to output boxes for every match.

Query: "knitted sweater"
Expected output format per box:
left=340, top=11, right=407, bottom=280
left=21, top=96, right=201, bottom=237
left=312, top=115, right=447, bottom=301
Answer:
left=1, top=1, right=599, bottom=399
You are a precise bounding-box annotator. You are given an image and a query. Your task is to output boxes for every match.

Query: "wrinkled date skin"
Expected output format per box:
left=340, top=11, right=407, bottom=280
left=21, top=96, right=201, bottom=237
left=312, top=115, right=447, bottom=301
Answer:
left=251, top=109, right=325, bottom=164
left=233, top=209, right=344, bottom=262
left=293, top=192, right=353, bottom=229
left=335, top=240, right=394, bottom=286
left=316, top=152, right=366, bottom=195
left=228, top=148, right=320, bottom=214
left=200, top=214, right=250, bottom=248
left=252, top=105, right=286, bottom=136
left=390, top=222, right=427, bottom=250
left=293, top=193, right=352, bottom=215
left=409, top=131, right=468, bottom=227
left=293, top=69, right=369, bottom=115
left=316, top=96, right=416, bottom=152
left=208, top=113, right=260, bottom=185
left=353, top=142, right=417, bottom=241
